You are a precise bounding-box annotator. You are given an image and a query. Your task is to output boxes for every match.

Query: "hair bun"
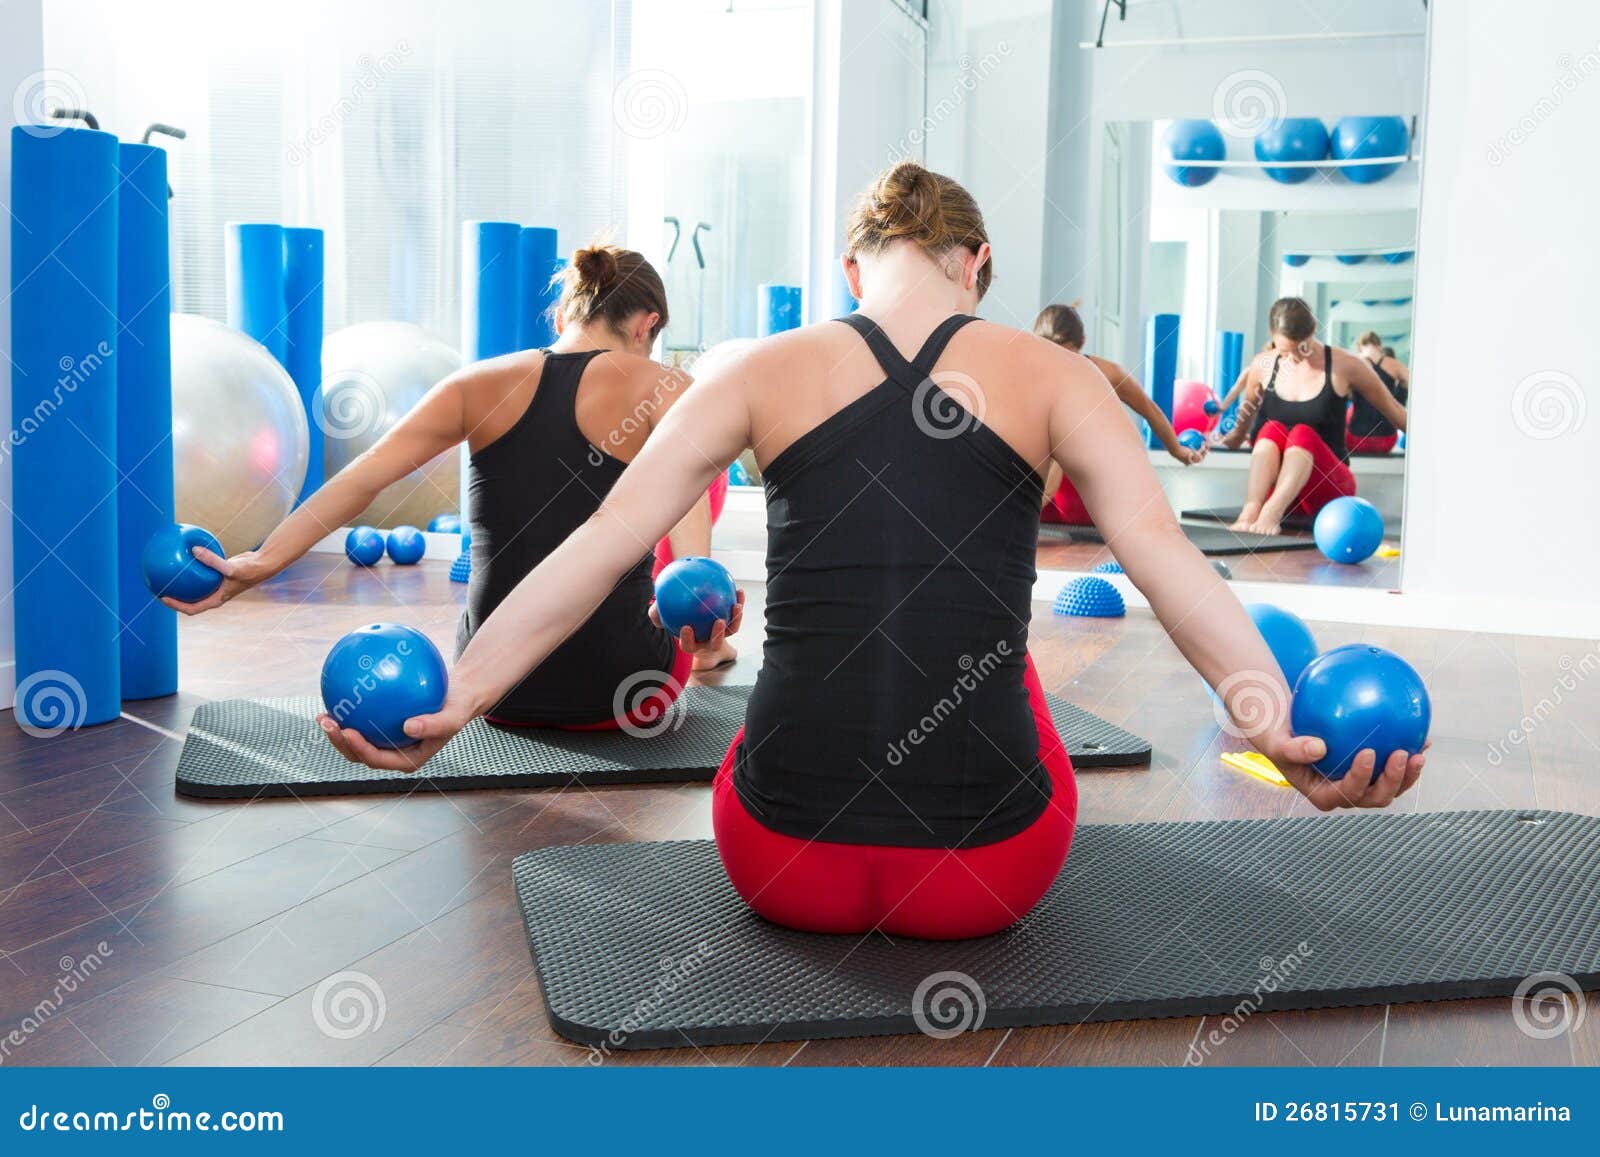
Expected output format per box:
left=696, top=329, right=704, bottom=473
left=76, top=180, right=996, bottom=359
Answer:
left=571, top=245, right=620, bottom=292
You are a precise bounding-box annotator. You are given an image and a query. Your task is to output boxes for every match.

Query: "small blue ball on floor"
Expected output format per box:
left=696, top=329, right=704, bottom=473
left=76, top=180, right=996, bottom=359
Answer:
left=655, top=556, right=737, bottom=641
left=1245, top=603, right=1319, bottom=687
left=1314, top=496, right=1385, bottom=564
left=320, top=623, right=449, bottom=749
left=1177, top=429, right=1206, bottom=452
left=427, top=513, right=462, bottom=534
left=1091, top=560, right=1124, bottom=575
left=345, top=526, right=385, bottom=567
left=1053, top=576, right=1125, bottom=618
left=1291, top=644, right=1430, bottom=781
left=141, top=523, right=225, bottom=602
left=386, top=525, right=426, bottom=565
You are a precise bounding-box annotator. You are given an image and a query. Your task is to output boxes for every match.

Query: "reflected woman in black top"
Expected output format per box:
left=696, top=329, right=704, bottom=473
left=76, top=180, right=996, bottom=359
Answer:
left=1347, top=330, right=1410, bottom=454
left=327, top=166, right=1428, bottom=940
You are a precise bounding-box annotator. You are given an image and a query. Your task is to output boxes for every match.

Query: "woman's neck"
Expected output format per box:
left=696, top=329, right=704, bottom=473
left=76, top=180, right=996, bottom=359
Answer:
left=550, top=324, right=619, bottom=354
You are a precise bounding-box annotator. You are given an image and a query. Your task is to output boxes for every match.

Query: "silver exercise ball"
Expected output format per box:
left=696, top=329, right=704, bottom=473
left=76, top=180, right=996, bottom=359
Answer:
left=319, top=321, right=462, bottom=529
left=171, top=314, right=310, bottom=557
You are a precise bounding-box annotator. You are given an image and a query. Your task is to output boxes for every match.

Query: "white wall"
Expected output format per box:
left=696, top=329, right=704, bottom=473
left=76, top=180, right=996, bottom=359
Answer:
left=2, top=0, right=46, bottom=708
left=1402, top=4, right=1600, bottom=636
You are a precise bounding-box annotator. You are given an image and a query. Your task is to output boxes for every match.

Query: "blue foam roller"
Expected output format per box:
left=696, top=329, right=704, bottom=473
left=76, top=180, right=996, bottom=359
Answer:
left=116, top=143, right=178, bottom=700
left=1091, top=561, right=1124, bottom=575
left=757, top=284, right=803, bottom=337
left=225, top=222, right=287, bottom=363
left=516, top=227, right=561, bottom=351
left=1215, top=329, right=1245, bottom=433
left=461, top=221, right=522, bottom=363
left=1144, top=313, right=1180, bottom=449
left=11, top=125, right=122, bottom=728
left=282, top=227, right=325, bottom=503
left=1052, top=576, right=1125, bottom=618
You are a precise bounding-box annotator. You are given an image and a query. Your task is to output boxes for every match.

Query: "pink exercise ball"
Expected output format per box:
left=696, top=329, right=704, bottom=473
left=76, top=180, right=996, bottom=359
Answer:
left=1172, top=379, right=1221, bottom=436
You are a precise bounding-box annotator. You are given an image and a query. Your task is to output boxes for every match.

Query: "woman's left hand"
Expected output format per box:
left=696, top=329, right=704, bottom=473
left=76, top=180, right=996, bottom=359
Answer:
left=317, top=678, right=484, bottom=772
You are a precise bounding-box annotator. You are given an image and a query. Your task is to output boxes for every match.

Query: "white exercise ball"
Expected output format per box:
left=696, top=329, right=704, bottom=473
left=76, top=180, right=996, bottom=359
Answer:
left=171, top=314, right=310, bottom=557
left=319, top=321, right=462, bottom=529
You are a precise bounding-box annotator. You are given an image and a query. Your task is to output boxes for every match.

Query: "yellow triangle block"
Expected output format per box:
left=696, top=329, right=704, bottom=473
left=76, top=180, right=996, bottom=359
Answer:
left=1221, top=750, right=1291, bottom=787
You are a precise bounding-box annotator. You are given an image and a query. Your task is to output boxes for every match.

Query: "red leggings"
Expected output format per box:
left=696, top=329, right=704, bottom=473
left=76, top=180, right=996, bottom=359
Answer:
left=653, top=472, right=730, bottom=578
left=1252, top=420, right=1356, bottom=517
left=488, top=643, right=693, bottom=732
left=712, top=655, right=1078, bottom=940
left=1040, top=475, right=1092, bottom=527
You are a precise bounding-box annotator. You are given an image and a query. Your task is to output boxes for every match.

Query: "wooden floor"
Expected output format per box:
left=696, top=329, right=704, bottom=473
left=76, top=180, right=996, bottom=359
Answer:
left=0, top=551, right=1593, bottom=1067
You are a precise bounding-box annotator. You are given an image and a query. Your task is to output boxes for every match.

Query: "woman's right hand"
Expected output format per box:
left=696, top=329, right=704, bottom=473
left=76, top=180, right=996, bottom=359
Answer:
left=160, top=547, right=272, bottom=615
left=1254, top=727, right=1426, bottom=811
left=649, top=588, right=746, bottom=656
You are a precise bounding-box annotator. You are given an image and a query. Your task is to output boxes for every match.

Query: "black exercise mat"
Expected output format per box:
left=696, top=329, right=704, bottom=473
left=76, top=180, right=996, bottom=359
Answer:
left=1061, top=521, right=1317, bottom=556
left=174, top=689, right=1150, bottom=798
left=1181, top=506, right=1402, bottom=537
left=513, top=810, right=1600, bottom=1050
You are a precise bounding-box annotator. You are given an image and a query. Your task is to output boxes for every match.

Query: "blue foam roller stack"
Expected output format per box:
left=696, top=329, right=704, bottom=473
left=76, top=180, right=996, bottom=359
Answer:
left=1215, top=329, right=1244, bottom=433
left=282, top=227, right=325, bottom=503
left=11, top=125, right=123, bottom=728
left=1144, top=313, right=1180, bottom=449
left=460, top=222, right=523, bottom=529
left=757, top=284, right=803, bottom=337
left=116, top=143, right=178, bottom=700
left=516, top=227, right=560, bottom=351
left=225, top=222, right=288, bottom=363
left=1052, top=576, right=1125, bottom=618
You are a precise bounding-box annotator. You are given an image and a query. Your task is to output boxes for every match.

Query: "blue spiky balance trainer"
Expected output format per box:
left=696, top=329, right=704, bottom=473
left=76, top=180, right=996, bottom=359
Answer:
left=1053, top=576, right=1125, bottom=618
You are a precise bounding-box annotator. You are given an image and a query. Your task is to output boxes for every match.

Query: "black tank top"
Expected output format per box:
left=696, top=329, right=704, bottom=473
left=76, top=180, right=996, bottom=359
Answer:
left=1348, top=356, right=1408, bottom=438
left=733, top=315, right=1050, bottom=850
left=457, top=349, right=675, bottom=723
left=1250, top=344, right=1349, bottom=462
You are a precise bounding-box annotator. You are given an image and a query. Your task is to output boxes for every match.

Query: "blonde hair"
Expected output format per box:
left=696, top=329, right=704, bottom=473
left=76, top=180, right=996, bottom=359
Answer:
left=844, top=161, right=993, bottom=298
left=554, top=242, right=668, bottom=339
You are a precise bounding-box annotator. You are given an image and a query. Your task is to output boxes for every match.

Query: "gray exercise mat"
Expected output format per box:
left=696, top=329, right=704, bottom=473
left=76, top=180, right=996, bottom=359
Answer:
left=1055, top=520, right=1317, bottom=556
left=1181, top=506, right=1402, bottom=537
left=513, top=810, right=1600, bottom=1050
left=174, top=688, right=1150, bottom=798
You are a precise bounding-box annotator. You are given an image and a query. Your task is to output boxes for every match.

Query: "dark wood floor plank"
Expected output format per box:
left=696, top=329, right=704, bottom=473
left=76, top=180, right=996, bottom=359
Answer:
left=1382, top=998, right=1574, bottom=1066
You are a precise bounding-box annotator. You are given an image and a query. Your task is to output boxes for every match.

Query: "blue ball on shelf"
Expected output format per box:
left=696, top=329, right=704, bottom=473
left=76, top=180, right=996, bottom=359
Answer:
left=1283, top=253, right=1310, bottom=267
left=344, top=525, right=386, bottom=567
left=141, top=522, right=225, bottom=603
left=1091, top=560, right=1124, bottom=575
left=1336, top=254, right=1368, bottom=265
left=1291, top=644, right=1430, bottom=782
left=1177, top=429, right=1207, bottom=452
left=1253, top=117, right=1329, bottom=185
left=386, top=526, right=426, bottom=566
left=1383, top=250, right=1414, bottom=264
left=1314, top=496, right=1385, bottom=564
left=654, top=556, right=737, bottom=642
left=1331, top=116, right=1409, bottom=184
left=1163, top=119, right=1225, bottom=187
left=320, top=623, right=449, bottom=750
left=1052, top=576, right=1125, bottom=618
left=427, top=513, right=462, bottom=534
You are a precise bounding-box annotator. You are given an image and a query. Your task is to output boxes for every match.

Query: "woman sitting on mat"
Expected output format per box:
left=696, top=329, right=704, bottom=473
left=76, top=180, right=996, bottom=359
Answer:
left=324, top=163, right=1424, bottom=940
left=1346, top=330, right=1409, bottom=454
left=1211, top=298, right=1406, bottom=536
left=165, top=241, right=737, bottom=729
left=1032, top=302, right=1203, bottom=527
